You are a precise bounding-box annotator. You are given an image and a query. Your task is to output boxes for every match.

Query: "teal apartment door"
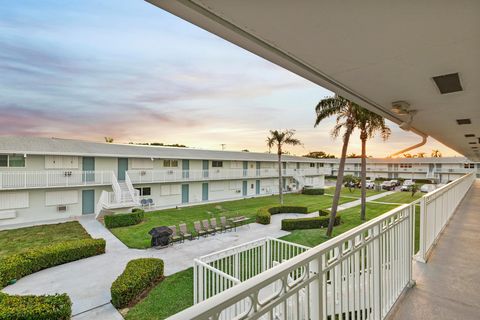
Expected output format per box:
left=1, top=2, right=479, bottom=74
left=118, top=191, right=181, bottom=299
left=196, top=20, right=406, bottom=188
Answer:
left=243, top=161, right=248, bottom=177
left=256, top=161, right=261, bottom=176
left=242, top=180, right=248, bottom=196
left=117, top=158, right=128, bottom=181
left=255, top=180, right=260, bottom=195
left=82, top=190, right=95, bottom=214
left=82, top=157, right=95, bottom=182
left=181, top=184, right=189, bottom=204
left=182, top=160, right=190, bottom=179
left=202, top=183, right=208, bottom=201
left=203, top=160, right=209, bottom=178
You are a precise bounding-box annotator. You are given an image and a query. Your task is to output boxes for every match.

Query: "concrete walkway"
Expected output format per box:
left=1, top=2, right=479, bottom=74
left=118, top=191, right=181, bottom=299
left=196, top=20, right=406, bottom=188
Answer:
left=388, top=180, right=480, bottom=320
left=325, top=191, right=395, bottom=211
left=2, top=192, right=394, bottom=319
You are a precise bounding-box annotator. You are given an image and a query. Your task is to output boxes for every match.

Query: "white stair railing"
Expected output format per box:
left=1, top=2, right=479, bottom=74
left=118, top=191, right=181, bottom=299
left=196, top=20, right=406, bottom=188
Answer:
left=125, top=172, right=140, bottom=205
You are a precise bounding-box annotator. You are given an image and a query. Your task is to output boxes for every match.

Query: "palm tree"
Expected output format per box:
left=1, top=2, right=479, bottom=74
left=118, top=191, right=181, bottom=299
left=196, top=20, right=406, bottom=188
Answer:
left=356, top=108, right=391, bottom=220
left=403, top=153, right=412, bottom=158
left=104, top=137, right=114, bottom=143
left=266, top=130, right=302, bottom=205
left=417, top=152, right=426, bottom=158
left=315, top=96, right=360, bottom=237
left=431, top=149, right=442, bottom=157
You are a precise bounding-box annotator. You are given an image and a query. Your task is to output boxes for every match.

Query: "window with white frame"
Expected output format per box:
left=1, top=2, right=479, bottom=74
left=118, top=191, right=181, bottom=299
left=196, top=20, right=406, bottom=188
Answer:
left=464, top=163, right=475, bottom=169
left=45, top=156, right=78, bottom=169
left=45, top=190, right=78, bottom=206
left=160, top=184, right=181, bottom=196
left=135, top=187, right=151, bottom=196
left=0, top=154, right=26, bottom=168
left=0, top=191, right=29, bottom=210
left=132, top=158, right=154, bottom=169
left=163, top=160, right=179, bottom=167
left=309, top=163, right=315, bottom=168
left=212, top=161, right=223, bottom=168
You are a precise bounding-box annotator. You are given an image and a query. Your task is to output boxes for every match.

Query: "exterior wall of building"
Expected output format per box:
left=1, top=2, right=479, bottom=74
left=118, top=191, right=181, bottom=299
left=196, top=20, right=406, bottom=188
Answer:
left=0, top=185, right=110, bottom=227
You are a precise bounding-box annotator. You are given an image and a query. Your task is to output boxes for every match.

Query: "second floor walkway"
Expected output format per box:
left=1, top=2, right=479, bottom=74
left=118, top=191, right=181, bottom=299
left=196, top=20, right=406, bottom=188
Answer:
left=388, top=179, right=480, bottom=319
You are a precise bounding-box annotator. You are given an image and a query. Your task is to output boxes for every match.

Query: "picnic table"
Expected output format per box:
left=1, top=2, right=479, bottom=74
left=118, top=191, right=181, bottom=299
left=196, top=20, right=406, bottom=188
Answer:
left=228, top=216, right=250, bottom=231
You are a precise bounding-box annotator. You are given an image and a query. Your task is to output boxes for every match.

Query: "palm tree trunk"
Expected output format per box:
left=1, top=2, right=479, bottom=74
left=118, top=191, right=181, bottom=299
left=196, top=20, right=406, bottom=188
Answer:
left=278, top=151, right=283, bottom=205
left=327, top=128, right=352, bottom=237
left=360, top=134, right=367, bottom=221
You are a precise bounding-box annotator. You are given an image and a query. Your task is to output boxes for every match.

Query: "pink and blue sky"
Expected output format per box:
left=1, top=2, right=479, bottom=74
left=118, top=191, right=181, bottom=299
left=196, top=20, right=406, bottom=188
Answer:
left=0, top=1, right=459, bottom=157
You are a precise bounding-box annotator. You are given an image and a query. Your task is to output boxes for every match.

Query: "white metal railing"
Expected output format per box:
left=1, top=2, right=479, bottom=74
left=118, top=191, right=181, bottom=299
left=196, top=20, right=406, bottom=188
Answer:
left=194, top=237, right=310, bottom=309
left=0, top=170, right=113, bottom=189
left=127, top=168, right=324, bottom=184
left=171, top=203, right=416, bottom=320
left=417, top=172, right=475, bottom=262
left=95, top=190, right=109, bottom=218
left=125, top=172, right=140, bottom=204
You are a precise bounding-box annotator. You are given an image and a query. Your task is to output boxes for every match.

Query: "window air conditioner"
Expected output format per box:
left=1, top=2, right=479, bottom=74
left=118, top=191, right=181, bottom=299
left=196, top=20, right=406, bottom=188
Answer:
left=57, top=205, right=67, bottom=212
left=140, top=171, right=147, bottom=176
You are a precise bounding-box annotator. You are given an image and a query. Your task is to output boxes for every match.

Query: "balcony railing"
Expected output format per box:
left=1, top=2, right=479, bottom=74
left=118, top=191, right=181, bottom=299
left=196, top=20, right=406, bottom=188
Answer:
left=168, top=173, right=475, bottom=320
left=127, top=168, right=324, bottom=184
left=0, top=170, right=114, bottom=190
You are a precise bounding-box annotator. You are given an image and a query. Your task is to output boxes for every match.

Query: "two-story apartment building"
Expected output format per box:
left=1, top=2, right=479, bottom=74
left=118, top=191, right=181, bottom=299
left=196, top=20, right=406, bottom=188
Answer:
left=320, top=157, right=480, bottom=182
left=0, top=136, right=326, bottom=227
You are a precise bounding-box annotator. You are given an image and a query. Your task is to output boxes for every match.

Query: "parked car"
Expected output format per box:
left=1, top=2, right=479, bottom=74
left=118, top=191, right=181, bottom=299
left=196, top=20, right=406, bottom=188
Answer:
left=390, top=179, right=401, bottom=187
left=365, top=180, right=375, bottom=189
left=420, top=184, right=436, bottom=193
left=400, top=180, right=415, bottom=191
left=381, top=180, right=396, bottom=191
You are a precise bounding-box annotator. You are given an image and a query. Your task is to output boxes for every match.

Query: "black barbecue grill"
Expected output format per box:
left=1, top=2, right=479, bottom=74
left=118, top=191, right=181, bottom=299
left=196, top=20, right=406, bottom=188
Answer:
left=149, top=226, right=173, bottom=248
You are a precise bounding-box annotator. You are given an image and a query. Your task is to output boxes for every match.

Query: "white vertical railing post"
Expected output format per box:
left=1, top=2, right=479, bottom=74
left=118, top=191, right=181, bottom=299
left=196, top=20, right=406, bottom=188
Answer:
left=372, top=224, right=382, bottom=320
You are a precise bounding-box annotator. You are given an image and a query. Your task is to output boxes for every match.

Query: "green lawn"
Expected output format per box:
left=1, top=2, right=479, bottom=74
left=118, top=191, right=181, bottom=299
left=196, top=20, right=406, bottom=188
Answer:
left=111, top=193, right=356, bottom=249
left=280, top=202, right=399, bottom=247
left=324, top=187, right=386, bottom=198
left=373, top=191, right=423, bottom=204
left=125, top=268, right=193, bottom=320
left=0, top=221, right=91, bottom=259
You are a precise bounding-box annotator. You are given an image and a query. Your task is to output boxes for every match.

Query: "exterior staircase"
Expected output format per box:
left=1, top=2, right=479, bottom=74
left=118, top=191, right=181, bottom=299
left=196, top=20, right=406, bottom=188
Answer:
left=95, top=173, right=140, bottom=218
left=292, top=170, right=306, bottom=190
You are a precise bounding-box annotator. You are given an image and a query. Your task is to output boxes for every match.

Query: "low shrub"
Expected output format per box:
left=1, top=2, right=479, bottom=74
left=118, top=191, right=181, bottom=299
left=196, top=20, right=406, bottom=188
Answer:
left=256, top=206, right=308, bottom=225
left=111, top=258, right=164, bottom=309
left=104, top=210, right=144, bottom=228
left=0, top=239, right=105, bottom=288
left=268, top=206, right=308, bottom=214
left=281, top=215, right=341, bottom=231
left=0, top=292, right=71, bottom=320
left=302, top=188, right=325, bottom=195
left=256, top=207, right=271, bottom=225
left=318, top=209, right=330, bottom=216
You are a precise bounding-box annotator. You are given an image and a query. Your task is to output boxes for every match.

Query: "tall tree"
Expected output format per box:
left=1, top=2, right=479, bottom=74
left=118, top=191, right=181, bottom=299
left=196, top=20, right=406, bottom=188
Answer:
left=417, top=152, right=426, bottom=158
left=266, top=130, right=302, bottom=204
left=104, top=137, right=114, bottom=143
left=431, top=149, right=442, bottom=157
left=315, top=96, right=359, bottom=237
left=356, top=108, right=391, bottom=220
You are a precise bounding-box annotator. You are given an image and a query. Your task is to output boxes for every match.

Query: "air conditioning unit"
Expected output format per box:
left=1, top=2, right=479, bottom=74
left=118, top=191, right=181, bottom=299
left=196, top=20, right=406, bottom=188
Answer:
left=140, top=171, right=147, bottom=176
left=64, top=171, right=72, bottom=177
left=167, top=170, right=174, bottom=174
left=57, top=205, right=67, bottom=212
left=235, top=190, right=241, bottom=193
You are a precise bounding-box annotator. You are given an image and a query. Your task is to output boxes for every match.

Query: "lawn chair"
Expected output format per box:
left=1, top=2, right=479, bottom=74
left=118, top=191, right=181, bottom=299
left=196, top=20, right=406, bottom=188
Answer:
left=220, top=216, right=233, bottom=232
left=194, top=221, right=207, bottom=239
left=179, top=223, right=193, bottom=241
left=210, top=218, right=223, bottom=233
left=168, top=225, right=183, bottom=243
left=202, top=219, right=215, bottom=235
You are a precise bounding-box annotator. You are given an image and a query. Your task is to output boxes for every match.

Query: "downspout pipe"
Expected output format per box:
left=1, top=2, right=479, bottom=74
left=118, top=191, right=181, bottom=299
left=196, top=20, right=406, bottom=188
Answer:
left=388, top=134, right=428, bottom=158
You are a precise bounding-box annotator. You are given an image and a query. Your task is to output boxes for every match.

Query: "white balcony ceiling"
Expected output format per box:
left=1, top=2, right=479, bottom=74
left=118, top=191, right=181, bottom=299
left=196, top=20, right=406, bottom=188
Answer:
left=148, top=0, right=480, bottom=161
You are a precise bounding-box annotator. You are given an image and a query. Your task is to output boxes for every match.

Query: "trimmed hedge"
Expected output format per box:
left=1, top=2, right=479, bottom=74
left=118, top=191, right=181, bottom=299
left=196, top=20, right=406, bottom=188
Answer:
left=281, top=215, right=342, bottom=231
left=0, top=238, right=106, bottom=288
left=318, top=209, right=330, bottom=216
left=302, top=188, right=325, bottom=195
left=111, top=258, right=164, bottom=309
left=0, top=292, right=71, bottom=320
left=104, top=209, right=144, bottom=228
left=256, top=206, right=308, bottom=225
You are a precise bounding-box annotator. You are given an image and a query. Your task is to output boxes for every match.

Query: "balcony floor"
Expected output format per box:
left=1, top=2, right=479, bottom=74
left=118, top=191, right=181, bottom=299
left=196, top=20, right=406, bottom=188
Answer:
left=388, top=179, right=480, bottom=320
